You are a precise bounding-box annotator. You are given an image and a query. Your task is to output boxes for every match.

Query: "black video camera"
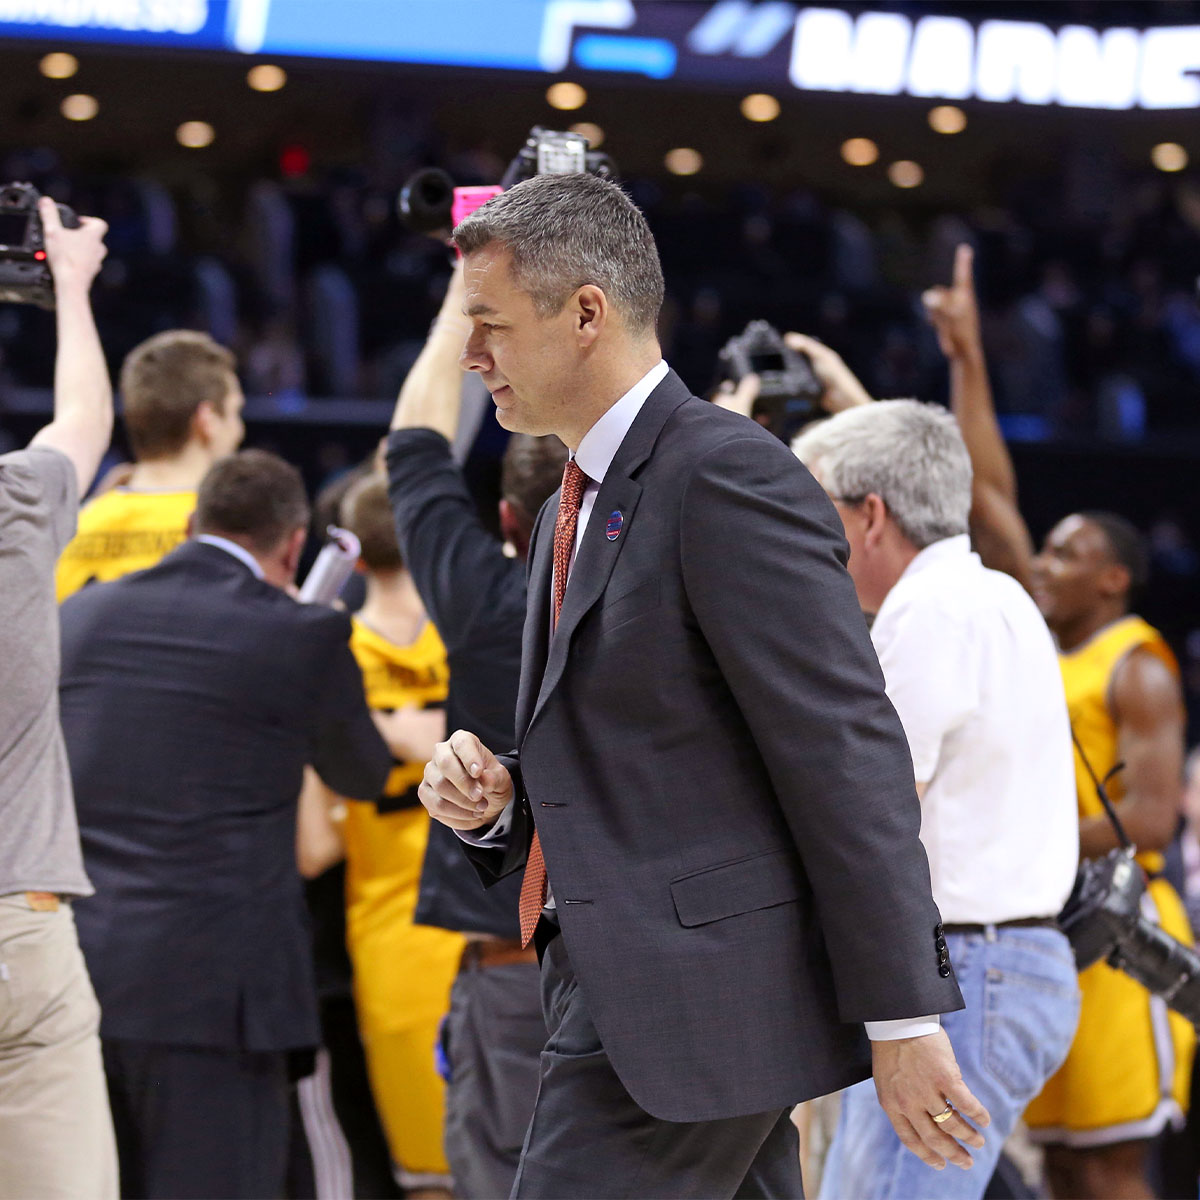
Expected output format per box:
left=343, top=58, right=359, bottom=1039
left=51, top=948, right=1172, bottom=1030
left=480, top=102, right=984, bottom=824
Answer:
left=399, top=126, right=616, bottom=237
left=1059, top=847, right=1200, bottom=1025
left=0, top=183, right=80, bottom=310
left=718, top=320, right=824, bottom=440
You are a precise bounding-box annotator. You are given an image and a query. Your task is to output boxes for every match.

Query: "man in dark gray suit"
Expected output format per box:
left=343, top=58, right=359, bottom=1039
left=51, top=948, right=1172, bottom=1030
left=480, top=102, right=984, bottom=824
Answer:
left=419, top=174, right=989, bottom=1197
left=60, top=450, right=391, bottom=1200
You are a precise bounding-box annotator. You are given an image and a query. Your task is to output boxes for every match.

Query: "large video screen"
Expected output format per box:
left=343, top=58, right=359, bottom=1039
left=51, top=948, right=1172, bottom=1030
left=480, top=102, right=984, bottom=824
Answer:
left=1, top=0, right=1198, bottom=110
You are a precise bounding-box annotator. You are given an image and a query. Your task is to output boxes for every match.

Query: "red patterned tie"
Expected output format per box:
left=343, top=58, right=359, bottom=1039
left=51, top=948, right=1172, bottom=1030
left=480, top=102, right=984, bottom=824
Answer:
left=518, top=458, right=588, bottom=947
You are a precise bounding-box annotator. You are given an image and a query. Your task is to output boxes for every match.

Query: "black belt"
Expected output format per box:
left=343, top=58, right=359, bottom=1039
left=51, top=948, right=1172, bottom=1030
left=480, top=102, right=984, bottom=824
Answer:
left=942, top=916, right=1059, bottom=935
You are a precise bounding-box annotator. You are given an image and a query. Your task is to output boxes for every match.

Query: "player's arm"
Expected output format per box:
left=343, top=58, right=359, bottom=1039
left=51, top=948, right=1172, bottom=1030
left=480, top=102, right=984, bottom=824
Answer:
left=295, top=767, right=346, bottom=878
left=29, top=198, right=112, bottom=496
left=372, top=704, right=447, bottom=764
left=923, top=244, right=1035, bottom=590
left=389, top=259, right=469, bottom=441
left=1080, top=648, right=1185, bottom=857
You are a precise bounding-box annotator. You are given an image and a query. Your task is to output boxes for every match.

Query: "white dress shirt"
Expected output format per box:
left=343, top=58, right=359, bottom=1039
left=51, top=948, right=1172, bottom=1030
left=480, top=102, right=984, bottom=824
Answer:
left=464, top=361, right=943, bottom=1040
left=871, top=535, right=1079, bottom=925
left=195, top=534, right=264, bottom=579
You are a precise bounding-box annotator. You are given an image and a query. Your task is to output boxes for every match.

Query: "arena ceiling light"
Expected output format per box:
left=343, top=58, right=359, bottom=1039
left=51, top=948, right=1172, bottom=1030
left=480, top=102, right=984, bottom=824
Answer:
left=39, top=51, right=77, bottom=79
left=569, top=121, right=605, bottom=148
left=664, top=147, right=703, bottom=175
left=177, top=121, right=215, bottom=149
left=888, top=160, right=924, bottom=188
left=247, top=64, right=287, bottom=92
left=928, top=105, right=967, bottom=134
left=1152, top=142, right=1188, bottom=172
left=740, top=93, right=781, bottom=122
left=841, top=137, right=878, bottom=166
left=546, top=81, right=587, bottom=110
left=60, top=93, right=98, bottom=121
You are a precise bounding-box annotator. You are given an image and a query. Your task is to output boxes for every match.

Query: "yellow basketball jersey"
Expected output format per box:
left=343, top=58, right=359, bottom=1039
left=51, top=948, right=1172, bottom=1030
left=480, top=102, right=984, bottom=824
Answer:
left=55, top=488, right=196, bottom=601
left=342, top=616, right=457, bottom=1023
left=1059, top=615, right=1179, bottom=875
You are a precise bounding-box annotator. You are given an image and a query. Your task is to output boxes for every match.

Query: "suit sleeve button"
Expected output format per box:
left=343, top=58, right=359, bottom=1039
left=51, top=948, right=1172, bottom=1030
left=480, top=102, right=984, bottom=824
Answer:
left=938, top=965, right=952, bottom=978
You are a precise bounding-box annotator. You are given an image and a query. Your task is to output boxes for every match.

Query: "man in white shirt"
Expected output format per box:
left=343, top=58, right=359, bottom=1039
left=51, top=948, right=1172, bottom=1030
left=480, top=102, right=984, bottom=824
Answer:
left=795, top=400, right=1080, bottom=1200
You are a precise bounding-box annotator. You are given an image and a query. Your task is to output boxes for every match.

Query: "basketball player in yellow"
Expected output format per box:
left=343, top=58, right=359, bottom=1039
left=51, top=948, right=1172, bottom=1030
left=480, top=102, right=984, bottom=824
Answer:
left=55, top=330, right=244, bottom=599
left=1027, top=511, right=1193, bottom=1199
left=337, top=475, right=465, bottom=1197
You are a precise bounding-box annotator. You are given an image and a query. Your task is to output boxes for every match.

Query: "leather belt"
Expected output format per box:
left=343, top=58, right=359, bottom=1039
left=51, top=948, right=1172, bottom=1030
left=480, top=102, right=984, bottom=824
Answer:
left=942, top=916, right=1058, bottom=935
left=461, top=938, right=539, bottom=970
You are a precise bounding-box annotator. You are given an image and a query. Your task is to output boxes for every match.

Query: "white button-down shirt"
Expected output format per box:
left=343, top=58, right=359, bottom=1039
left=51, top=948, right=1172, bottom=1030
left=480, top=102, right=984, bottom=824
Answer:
left=195, top=534, right=264, bottom=579
left=871, top=535, right=1079, bottom=925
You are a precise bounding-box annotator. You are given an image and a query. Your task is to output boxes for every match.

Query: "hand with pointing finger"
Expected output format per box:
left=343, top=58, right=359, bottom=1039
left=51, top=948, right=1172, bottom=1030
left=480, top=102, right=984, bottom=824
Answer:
left=419, top=730, right=514, bottom=831
left=922, top=243, right=982, bottom=362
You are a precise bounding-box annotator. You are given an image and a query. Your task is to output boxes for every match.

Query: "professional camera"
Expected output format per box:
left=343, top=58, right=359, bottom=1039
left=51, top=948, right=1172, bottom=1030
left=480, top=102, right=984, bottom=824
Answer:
left=0, top=183, right=80, bottom=309
left=399, top=126, right=616, bottom=237
left=1059, top=847, right=1200, bottom=1025
left=717, top=320, right=824, bottom=439
left=1057, top=742, right=1200, bottom=1027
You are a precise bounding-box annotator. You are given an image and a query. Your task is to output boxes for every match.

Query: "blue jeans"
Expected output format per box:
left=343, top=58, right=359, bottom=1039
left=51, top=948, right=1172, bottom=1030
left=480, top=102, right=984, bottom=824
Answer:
left=819, top=926, right=1080, bottom=1200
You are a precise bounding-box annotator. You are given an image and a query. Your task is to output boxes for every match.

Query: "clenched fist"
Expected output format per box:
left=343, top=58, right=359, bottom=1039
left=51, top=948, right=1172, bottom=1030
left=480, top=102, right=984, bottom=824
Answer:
left=419, top=730, right=514, bottom=831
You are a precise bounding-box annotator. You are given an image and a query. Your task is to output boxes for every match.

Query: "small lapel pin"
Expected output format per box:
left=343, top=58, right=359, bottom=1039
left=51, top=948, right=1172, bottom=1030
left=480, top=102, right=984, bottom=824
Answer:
left=606, top=511, right=623, bottom=541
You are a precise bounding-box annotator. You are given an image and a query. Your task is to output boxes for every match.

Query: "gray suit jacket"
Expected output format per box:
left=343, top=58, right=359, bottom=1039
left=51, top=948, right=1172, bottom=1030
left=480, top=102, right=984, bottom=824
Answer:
left=464, top=370, right=962, bottom=1122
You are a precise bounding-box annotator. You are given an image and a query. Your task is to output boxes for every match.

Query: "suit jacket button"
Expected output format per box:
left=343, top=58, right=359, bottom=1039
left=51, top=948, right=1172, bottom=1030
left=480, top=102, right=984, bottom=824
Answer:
left=935, top=937, right=947, bottom=952
left=938, top=964, right=952, bottom=978
left=935, top=923, right=944, bottom=937
left=938, top=949, right=950, bottom=966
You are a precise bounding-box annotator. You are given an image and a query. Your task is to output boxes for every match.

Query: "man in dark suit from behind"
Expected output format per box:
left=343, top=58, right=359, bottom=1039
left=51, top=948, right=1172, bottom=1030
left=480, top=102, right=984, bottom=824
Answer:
left=59, top=449, right=392, bottom=1200
left=420, top=174, right=990, bottom=1197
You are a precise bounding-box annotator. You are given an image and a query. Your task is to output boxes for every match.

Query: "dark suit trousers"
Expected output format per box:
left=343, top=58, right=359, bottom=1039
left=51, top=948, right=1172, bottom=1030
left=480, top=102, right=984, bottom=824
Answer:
left=102, top=1038, right=290, bottom=1199
left=512, top=925, right=804, bottom=1199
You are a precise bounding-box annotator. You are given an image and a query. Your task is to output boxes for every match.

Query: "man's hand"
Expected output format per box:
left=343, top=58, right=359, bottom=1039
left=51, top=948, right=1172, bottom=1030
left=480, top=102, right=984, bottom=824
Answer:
left=40, top=196, right=107, bottom=294
left=713, top=373, right=760, bottom=418
left=783, top=333, right=874, bottom=412
left=922, top=243, right=982, bottom=361
left=419, top=730, right=514, bottom=831
left=871, top=1029, right=990, bottom=1171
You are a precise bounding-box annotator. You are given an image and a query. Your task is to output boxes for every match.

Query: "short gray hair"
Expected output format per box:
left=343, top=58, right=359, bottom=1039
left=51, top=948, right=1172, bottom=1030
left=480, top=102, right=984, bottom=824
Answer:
left=792, top=400, right=972, bottom=549
left=453, top=173, right=664, bottom=334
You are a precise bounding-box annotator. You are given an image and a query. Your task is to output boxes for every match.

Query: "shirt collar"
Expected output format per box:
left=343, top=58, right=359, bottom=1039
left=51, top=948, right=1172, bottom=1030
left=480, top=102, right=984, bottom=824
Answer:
left=897, top=533, right=974, bottom=583
left=195, top=534, right=265, bottom=580
left=573, top=360, right=669, bottom=485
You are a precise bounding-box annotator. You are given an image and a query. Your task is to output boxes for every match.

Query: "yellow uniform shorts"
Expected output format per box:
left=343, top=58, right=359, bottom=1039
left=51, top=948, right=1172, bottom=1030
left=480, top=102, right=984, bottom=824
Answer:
left=351, top=921, right=465, bottom=1185
left=1025, top=877, right=1196, bottom=1146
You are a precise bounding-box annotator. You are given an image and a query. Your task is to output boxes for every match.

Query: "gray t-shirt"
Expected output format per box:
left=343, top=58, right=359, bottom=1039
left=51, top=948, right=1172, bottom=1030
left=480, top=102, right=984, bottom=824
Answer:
left=0, top=445, right=92, bottom=897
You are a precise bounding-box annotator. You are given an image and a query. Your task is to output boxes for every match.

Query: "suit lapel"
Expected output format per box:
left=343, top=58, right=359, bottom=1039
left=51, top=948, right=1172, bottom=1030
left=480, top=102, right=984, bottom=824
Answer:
left=521, top=370, right=692, bottom=739
left=514, top=499, right=555, bottom=739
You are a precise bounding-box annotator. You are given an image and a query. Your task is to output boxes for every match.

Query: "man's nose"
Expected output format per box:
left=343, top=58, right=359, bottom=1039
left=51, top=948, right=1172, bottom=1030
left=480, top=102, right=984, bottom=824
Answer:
left=460, top=331, right=489, bottom=373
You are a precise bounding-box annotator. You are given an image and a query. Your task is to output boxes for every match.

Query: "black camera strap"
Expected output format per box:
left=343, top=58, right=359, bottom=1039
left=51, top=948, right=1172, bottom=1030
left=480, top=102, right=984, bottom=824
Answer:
left=1070, top=724, right=1133, bottom=851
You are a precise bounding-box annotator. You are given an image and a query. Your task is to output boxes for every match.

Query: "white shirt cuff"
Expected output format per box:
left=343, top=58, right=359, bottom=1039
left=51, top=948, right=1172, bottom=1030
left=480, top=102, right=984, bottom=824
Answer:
left=864, top=1015, right=942, bottom=1041
left=453, top=799, right=514, bottom=846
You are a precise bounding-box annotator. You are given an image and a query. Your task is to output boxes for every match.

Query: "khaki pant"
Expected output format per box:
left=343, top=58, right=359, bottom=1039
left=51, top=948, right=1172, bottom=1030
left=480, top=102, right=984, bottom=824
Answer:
left=0, top=893, right=118, bottom=1200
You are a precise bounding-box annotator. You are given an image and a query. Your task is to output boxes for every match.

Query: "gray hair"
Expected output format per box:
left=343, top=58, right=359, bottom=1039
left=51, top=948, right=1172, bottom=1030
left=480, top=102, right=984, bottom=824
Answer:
left=453, top=173, right=664, bottom=334
left=792, top=400, right=972, bottom=549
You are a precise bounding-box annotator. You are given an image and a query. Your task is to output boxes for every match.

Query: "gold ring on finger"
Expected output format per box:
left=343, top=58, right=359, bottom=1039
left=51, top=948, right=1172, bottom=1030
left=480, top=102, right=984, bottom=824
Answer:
left=931, top=1102, right=954, bottom=1124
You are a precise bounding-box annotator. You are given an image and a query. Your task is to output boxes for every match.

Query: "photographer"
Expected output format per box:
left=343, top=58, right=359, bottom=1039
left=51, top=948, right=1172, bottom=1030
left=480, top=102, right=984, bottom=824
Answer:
left=385, top=259, right=565, bottom=1198
left=794, top=400, right=1080, bottom=1200
left=0, top=197, right=117, bottom=1199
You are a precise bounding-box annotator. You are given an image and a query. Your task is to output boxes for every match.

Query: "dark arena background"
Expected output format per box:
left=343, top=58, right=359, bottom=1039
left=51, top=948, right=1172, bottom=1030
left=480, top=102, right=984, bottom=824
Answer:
left=1, top=0, right=1199, bottom=740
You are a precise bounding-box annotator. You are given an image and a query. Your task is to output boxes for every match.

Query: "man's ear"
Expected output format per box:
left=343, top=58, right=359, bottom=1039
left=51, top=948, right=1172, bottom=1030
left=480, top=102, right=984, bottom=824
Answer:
left=573, top=284, right=608, bottom=348
left=861, top=493, right=890, bottom=547
left=282, top=526, right=307, bottom=581
left=1098, top=560, right=1132, bottom=601
left=499, top=498, right=532, bottom=561
left=192, top=400, right=217, bottom=448
left=185, top=512, right=195, bottom=538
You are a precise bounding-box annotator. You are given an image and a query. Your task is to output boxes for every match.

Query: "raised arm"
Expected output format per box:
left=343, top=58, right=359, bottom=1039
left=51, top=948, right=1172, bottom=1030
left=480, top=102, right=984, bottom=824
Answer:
left=923, top=244, right=1034, bottom=589
left=390, top=260, right=469, bottom=441
left=29, top=198, right=111, bottom=495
